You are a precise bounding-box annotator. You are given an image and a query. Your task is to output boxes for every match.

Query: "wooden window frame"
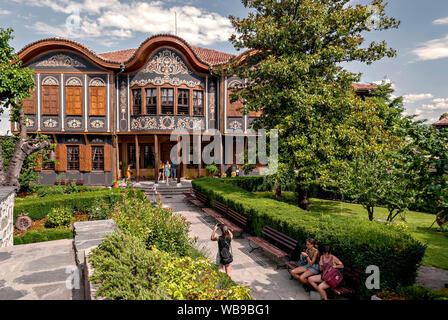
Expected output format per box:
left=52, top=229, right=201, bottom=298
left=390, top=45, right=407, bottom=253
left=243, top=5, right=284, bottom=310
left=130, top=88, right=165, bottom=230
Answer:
left=42, top=85, right=60, bottom=116
left=193, top=90, right=204, bottom=116
left=23, top=89, right=36, bottom=115
left=89, top=86, right=106, bottom=116
left=145, top=87, right=158, bottom=115
left=65, top=86, right=83, bottom=116
left=91, top=145, right=105, bottom=171
left=131, top=88, right=142, bottom=115
left=177, top=88, right=190, bottom=116
left=161, top=87, right=174, bottom=115
left=67, top=145, right=80, bottom=171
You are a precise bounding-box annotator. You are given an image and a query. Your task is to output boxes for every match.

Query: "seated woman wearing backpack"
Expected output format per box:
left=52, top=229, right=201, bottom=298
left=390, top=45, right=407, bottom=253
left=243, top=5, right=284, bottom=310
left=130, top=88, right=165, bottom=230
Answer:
left=308, top=245, right=344, bottom=300
left=211, top=223, right=233, bottom=278
left=290, top=238, right=319, bottom=287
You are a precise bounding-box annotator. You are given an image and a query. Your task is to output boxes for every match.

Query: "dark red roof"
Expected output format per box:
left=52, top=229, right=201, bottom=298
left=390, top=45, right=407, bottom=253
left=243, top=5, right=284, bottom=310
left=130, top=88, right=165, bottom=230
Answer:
left=434, top=117, right=448, bottom=127
left=99, top=45, right=235, bottom=66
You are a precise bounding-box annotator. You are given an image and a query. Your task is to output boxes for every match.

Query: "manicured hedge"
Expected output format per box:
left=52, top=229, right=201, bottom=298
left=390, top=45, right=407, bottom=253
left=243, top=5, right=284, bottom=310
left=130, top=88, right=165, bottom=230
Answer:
left=14, top=188, right=145, bottom=222
left=222, top=176, right=267, bottom=192
left=14, top=228, right=74, bottom=245
left=192, top=178, right=427, bottom=299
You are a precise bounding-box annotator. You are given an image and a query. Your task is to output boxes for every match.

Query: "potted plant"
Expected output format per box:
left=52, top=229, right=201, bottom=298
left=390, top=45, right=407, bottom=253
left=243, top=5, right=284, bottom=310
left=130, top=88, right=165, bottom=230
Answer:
left=205, top=163, right=219, bottom=177
left=112, top=180, right=120, bottom=188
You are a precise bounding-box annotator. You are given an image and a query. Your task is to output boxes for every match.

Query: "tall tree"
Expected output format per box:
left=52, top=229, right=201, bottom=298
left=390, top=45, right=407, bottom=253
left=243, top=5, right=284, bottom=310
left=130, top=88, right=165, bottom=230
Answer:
left=219, top=0, right=400, bottom=210
left=0, top=28, right=51, bottom=188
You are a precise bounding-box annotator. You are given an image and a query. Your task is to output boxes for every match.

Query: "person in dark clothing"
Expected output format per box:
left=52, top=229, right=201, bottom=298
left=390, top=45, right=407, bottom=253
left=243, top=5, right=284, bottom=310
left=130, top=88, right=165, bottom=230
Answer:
left=211, top=223, right=233, bottom=278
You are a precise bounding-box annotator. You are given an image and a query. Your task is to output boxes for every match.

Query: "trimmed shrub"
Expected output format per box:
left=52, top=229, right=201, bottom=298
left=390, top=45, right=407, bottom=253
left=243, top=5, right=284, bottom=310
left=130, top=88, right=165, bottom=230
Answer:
left=29, top=185, right=106, bottom=197
left=14, top=189, right=145, bottom=221
left=192, top=178, right=426, bottom=299
left=222, top=176, right=267, bottom=192
left=45, top=207, right=72, bottom=228
left=14, top=228, right=74, bottom=245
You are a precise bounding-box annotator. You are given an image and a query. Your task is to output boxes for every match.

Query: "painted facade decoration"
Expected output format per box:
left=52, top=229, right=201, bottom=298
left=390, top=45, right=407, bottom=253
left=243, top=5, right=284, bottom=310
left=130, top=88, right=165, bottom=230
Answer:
left=36, top=54, right=86, bottom=68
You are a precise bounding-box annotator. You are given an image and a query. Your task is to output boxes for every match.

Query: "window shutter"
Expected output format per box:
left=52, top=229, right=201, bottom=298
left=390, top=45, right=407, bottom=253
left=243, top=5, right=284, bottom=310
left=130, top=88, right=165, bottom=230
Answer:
left=104, top=145, right=112, bottom=172
left=80, top=145, right=92, bottom=172
left=34, top=154, right=42, bottom=172
left=227, top=90, right=244, bottom=117
left=89, top=87, right=106, bottom=116
left=42, top=86, right=59, bottom=115
left=66, top=87, right=83, bottom=115
left=23, top=90, right=36, bottom=114
left=55, top=144, right=67, bottom=172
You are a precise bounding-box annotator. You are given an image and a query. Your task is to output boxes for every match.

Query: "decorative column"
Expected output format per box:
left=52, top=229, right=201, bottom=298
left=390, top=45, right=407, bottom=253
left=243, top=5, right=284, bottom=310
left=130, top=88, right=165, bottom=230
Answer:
left=177, top=136, right=181, bottom=185
left=135, top=135, right=140, bottom=182
left=154, top=134, right=159, bottom=184
left=196, top=134, right=202, bottom=178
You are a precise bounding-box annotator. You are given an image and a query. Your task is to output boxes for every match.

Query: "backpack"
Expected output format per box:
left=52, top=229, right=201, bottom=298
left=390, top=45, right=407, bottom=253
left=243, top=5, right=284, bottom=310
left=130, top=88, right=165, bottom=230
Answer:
left=220, top=237, right=233, bottom=265
left=321, top=255, right=343, bottom=288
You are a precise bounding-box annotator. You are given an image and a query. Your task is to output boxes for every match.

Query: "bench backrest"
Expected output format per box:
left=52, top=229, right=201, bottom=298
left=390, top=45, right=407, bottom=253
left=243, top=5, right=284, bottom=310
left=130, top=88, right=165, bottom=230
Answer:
left=213, top=200, right=248, bottom=227
left=343, top=267, right=362, bottom=285
left=194, top=190, right=208, bottom=202
left=262, top=225, right=298, bottom=252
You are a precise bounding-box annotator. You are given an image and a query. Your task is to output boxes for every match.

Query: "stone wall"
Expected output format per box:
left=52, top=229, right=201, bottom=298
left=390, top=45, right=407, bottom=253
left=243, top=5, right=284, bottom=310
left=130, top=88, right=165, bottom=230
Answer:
left=0, top=187, right=16, bottom=248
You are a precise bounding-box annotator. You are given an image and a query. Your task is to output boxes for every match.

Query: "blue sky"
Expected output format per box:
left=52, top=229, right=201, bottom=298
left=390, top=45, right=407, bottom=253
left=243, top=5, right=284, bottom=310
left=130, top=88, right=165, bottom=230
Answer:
left=1, top=0, right=448, bottom=133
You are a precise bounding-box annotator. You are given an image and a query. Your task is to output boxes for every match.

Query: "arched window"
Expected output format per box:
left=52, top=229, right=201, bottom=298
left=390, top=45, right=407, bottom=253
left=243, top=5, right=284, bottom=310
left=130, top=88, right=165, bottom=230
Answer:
left=89, top=78, right=106, bottom=116
left=42, top=76, right=59, bottom=115
left=66, top=77, right=83, bottom=116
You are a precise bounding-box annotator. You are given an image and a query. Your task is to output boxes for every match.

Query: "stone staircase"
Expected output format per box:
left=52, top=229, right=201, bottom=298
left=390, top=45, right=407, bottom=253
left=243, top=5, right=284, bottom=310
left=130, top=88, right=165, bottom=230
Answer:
left=134, top=180, right=192, bottom=199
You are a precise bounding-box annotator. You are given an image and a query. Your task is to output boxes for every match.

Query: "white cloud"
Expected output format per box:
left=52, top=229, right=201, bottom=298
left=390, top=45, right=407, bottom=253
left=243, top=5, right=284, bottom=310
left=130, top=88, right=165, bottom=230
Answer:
left=413, top=34, right=448, bottom=61
left=0, top=10, right=12, bottom=15
left=403, top=93, right=433, bottom=104
left=414, top=97, right=448, bottom=123
left=433, top=16, right=448, bottom=25
left=15, top=0, right=234, bottom=46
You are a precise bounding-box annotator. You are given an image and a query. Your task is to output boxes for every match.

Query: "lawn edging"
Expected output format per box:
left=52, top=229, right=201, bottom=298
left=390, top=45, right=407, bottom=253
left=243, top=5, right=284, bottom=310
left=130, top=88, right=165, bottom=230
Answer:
left=192, top=177, right=427, bottom=299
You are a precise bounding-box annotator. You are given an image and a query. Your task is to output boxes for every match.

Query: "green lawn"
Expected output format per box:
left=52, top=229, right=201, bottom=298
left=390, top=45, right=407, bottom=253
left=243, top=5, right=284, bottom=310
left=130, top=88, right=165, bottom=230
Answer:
left=255, top=191, right=448, bottom=270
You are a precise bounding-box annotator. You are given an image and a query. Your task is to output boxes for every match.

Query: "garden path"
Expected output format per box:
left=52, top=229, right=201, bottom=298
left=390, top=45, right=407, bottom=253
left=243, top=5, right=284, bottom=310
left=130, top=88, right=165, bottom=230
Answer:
left=159, top=193, right=311, bottom=300
left=0, top=239, right=83, bottom=300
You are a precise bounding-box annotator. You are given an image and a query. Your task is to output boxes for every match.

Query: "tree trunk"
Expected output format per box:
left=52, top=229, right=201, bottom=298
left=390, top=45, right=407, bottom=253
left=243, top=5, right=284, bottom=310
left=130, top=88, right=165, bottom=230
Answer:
left=0, top=106, right=51, bottom=189
left=275, top=184, right=282, bottom=198
left=296, top=185, right=309, bottom=211
left=367, top=205, right=374, bottom=221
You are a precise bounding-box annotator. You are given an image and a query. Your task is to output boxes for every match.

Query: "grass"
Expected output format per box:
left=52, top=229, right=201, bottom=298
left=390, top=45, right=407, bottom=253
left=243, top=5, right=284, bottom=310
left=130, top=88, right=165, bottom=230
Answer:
left=256, top=191, right=448, bottom=270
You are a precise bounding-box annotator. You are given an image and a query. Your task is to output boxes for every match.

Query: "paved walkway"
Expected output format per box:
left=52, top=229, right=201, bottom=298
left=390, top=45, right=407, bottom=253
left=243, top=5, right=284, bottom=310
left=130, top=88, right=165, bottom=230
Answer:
left=0, top=239, right=83, bottom=300
left=160, top=193, right=310, bottom=300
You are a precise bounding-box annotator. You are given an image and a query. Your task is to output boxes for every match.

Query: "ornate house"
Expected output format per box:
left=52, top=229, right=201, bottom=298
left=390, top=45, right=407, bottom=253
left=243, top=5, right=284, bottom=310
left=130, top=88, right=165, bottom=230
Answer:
left=14, top=34, right=375, bottom=186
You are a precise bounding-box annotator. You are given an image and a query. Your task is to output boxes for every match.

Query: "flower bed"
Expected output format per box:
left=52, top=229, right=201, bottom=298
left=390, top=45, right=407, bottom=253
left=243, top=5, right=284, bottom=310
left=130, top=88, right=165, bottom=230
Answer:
left=192, top=177, right=427, bottom=299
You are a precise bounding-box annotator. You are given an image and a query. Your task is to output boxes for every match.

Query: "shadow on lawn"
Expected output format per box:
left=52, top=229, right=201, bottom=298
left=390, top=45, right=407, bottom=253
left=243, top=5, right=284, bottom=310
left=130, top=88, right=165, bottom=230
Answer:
left=309, top=199, right=359, bottom=216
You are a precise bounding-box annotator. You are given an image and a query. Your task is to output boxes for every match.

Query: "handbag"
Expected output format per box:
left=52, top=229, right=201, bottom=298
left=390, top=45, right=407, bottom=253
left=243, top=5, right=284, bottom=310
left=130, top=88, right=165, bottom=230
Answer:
left=321, top=256, right=343, bottom=288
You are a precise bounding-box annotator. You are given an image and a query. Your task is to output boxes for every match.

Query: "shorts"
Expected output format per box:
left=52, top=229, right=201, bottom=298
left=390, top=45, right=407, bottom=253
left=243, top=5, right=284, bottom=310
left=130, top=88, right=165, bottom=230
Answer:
left=305, top=264, right=320, bottom=275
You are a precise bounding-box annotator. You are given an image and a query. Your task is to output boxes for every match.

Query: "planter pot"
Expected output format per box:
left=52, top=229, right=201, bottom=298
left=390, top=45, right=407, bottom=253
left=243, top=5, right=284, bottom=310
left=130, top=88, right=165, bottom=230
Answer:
left=112, top=184, right=119, bottom=188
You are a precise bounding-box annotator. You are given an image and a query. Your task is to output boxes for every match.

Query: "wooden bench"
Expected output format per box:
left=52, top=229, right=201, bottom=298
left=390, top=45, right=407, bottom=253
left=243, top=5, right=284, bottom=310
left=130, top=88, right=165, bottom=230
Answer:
left=328, top=267, right=361, bottom=298
left=202, top=207, right=244, bottom=237
left=247, top=226, right=298, bottom=269
left=193, top=190, right=208, bottom=205
left=212, top=200, right=247, bottom=238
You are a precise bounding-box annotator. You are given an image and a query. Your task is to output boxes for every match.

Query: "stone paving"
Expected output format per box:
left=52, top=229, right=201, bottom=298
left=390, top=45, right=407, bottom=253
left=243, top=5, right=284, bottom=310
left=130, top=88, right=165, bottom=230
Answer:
left=0, top=239, right=83, bottom=300
left=159, top=193, right=310, bottom=300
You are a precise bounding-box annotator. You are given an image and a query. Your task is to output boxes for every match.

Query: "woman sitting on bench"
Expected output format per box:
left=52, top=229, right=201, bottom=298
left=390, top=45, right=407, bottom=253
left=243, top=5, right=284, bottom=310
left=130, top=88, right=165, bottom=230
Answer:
left=308, top=245, right=344, bottom=300
left=290, top=238, right=319, bottom=287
